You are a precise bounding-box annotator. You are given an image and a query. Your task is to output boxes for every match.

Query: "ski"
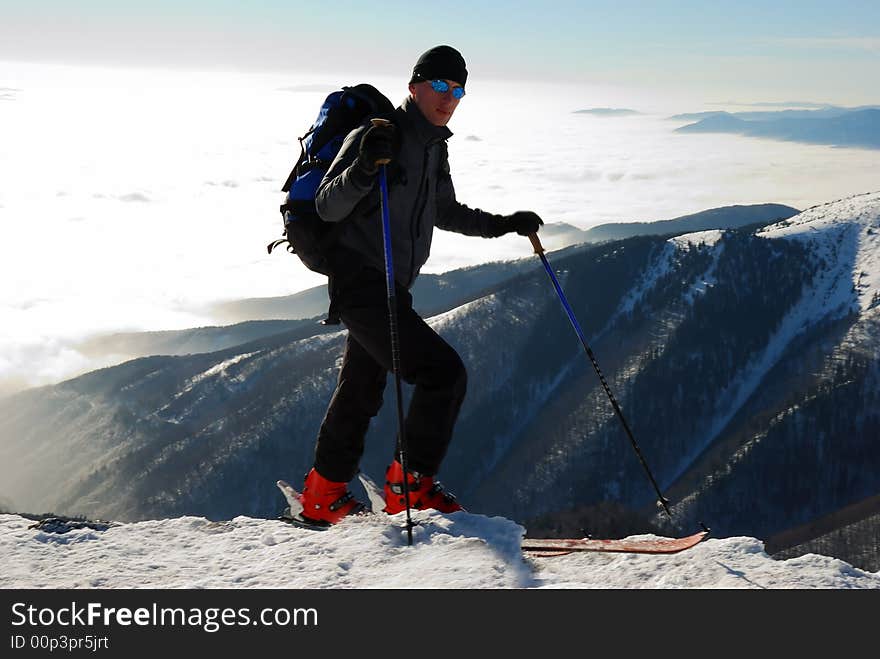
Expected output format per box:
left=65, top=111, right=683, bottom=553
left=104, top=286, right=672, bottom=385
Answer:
left=521, top=530, right=708, bottom=556
left=275, top=476, right=383, bottom=531
left=277, top=477, right=707, bottom=553
left=358, top=472, right=386, bottom=512
left=276, top=479, right=303, bottom=517
left=276, top=479, right=334, bottom=531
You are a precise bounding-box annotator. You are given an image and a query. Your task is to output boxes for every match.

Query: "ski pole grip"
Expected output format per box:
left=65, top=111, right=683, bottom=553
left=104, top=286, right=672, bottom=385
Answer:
left=370, top=118, right=392, bottom=165
left=528, top=233, right=545, bottom=255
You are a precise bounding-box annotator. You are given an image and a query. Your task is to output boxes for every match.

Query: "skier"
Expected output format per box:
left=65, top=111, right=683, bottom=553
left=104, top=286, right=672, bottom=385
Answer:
left=299, top=45, right=544, bottom=525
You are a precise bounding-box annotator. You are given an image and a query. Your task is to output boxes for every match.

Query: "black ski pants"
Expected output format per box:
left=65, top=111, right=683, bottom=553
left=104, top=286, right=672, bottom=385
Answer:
left=313, top=268, right=467, bottom=483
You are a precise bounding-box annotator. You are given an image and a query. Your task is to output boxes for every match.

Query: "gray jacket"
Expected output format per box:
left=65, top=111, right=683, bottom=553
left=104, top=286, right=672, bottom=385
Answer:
left=316, top=96, right=507, bottom=289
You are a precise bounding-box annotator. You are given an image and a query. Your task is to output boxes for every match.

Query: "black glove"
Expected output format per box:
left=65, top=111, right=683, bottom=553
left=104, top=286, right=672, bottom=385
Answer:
left=505, top=210, right=544, bottom=236
left=356, top=123, right=396, bottom=175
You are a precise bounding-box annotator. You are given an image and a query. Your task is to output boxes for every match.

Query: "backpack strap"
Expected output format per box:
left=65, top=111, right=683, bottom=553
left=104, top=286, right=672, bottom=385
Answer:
left=266, top=238, right=292, bottom=255
left=281, top=128, right=316, bottom=193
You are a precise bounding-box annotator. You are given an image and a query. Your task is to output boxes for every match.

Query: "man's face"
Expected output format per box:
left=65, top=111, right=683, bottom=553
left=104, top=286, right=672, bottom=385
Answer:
left=408, top=79, right=463, bottom=127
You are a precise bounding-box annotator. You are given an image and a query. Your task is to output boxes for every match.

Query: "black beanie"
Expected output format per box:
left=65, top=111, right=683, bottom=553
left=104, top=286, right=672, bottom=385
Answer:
left=409, top=45, right=468, bottom=88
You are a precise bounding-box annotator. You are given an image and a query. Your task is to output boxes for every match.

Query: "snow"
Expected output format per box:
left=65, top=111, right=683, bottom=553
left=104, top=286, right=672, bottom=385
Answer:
left=2, top=512, right=877, bottom=589
left=613, top=242, right=679, bottom=318
left=668, top=229, right=726, bottom=249
left=177, top=351, right=261, bottom=394
left=759, top=190, right=880, bottom=313
left=613, top=230, right=724, bottom=320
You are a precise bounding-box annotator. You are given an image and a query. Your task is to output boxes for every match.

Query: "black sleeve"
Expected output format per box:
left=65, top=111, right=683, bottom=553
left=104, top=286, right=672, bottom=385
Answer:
left=315, top=126, right=377, bottom=223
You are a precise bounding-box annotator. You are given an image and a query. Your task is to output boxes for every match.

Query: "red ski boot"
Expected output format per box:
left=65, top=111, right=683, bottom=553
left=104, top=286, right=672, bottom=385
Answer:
left=383, top=460, right=464, bottom=515
left=299, top=468, right=366, bottom=525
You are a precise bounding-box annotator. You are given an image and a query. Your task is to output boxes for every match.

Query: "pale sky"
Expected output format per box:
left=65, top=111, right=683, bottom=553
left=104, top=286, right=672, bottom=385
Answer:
left=1, top=1, right=879, bottom=104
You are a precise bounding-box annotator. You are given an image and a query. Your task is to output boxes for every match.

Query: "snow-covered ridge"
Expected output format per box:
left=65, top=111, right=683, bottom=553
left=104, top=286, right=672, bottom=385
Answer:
left=427, top=292, right=504, bottom=330
left=759, top=190, right=880, bottom=312
left=668, top=229, right=726, bottom=249
left=665, top=193, right=880, bottom=478
left=179, top=350, right=261, bottom=394
left=611, top=230, right=725, bottom=323
left=660, top=191, right=880, bottom=492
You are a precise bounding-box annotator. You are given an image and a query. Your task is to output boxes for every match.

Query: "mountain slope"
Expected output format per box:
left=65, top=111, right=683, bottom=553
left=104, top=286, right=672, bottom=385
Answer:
left=660, top=192, right=880, bottom=536
left=766, top=492, right=880, bottom=572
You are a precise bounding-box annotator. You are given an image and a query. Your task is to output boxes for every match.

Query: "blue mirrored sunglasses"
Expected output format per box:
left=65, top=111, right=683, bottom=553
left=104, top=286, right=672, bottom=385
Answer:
left=428, top=79, right=466, bottom=99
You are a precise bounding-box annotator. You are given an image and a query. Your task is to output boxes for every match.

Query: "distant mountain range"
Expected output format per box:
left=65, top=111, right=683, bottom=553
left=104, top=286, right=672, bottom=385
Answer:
left=673, top=106, right=880, bottom=149
left=573, top=108, right=640, bottom=117
left=208, top=259, right=535, bottom=325
left=671, top=105, right=880, bottom=122
left=75, top=319, right=324, bottom=363
left=577, top=203, right=799, bottom=243
left=2, top=192, right=878, bottom=569
left=208, top=204, right=799, bottom=327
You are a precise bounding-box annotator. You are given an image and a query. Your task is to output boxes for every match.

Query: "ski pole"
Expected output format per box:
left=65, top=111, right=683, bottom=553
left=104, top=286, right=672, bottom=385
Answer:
left=527, top=232, right=672, bottom=518
left=371, top=118, right=416, bottom=545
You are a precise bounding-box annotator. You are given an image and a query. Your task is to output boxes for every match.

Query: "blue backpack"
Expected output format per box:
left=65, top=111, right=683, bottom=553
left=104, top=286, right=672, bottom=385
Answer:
left=269, top=84, right=394, bottom=275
